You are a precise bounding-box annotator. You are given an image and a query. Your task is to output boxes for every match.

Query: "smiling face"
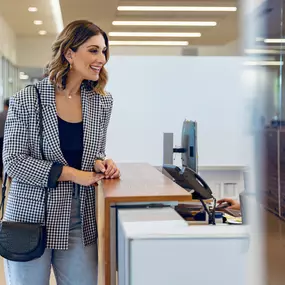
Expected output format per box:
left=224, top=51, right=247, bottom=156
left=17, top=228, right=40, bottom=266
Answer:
left=66, top=34, right=107, bottom=82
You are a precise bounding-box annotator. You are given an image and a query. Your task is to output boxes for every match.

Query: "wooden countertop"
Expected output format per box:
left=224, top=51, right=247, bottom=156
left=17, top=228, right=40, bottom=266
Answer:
left=100, top=163, right=192, bottom=203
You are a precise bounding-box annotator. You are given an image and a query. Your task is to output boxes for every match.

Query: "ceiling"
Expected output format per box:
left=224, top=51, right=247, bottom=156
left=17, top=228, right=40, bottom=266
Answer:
left=0, top=0, right=239, bottom=46
left=0, top=0, right=57, bottom=36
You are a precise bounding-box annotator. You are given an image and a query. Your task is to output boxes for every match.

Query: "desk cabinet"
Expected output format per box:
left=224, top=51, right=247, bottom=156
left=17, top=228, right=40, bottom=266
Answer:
left=263, top=128, right=285, bottom=217
left=280, top=130, right=285, bottom=218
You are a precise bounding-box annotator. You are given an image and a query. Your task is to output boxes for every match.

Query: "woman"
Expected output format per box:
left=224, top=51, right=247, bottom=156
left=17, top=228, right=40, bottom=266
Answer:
left=2, top=20, right=119, bottom=284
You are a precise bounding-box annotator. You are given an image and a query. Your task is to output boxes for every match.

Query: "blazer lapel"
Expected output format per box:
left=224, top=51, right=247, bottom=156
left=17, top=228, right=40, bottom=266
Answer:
left=38, top=78, right=67, bottom=165
left=81, top=86, right=102, bottom=171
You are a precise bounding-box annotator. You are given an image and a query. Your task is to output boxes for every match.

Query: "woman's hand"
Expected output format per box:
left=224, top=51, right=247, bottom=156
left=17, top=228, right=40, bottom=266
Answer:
left=60, top=167, right=105, bottom=186
left=72, top=170, right=105, bottom=186
left=94, top=159, right=120, bottom=179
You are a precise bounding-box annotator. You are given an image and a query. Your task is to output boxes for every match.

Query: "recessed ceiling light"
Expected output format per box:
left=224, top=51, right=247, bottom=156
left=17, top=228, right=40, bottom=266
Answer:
left=34, top=20, right=43, bottom=25
left=39, top=30, right=47, bottom=35
left=28, top=7, right=38, bottom=12
left=109, top=32, right=201, bottom=37
left=112, top=21, right=216, bottom=27
left=264, top=38, right=285, bottom=43
left=117, top=6, right=237, bottom=12
left=109, top=41, right=189, bottom=46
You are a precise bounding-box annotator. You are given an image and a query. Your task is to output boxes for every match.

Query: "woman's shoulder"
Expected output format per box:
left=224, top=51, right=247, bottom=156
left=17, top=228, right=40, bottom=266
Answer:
left=12, top=85, right=38, bottom=109
left=12, top=79, right=49, bottom=113
left=98, top=91, right=113, bottom=109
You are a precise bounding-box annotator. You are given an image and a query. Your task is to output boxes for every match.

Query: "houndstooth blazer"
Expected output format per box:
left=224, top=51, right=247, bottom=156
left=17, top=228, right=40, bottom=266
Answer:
left=2, top=77, right=113, bottom=250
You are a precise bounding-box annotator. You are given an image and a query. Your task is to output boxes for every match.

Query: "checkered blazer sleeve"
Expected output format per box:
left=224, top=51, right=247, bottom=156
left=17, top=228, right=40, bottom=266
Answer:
left=3, top=94, right=54, bottom=188
left=96, top=92, right=113, bottom=160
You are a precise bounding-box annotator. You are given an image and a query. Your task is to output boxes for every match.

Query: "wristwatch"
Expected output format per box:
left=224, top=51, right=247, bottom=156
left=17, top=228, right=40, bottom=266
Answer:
left=93, top=157, right=105, bottom=173
left=95, top=157, right=105, bottom=161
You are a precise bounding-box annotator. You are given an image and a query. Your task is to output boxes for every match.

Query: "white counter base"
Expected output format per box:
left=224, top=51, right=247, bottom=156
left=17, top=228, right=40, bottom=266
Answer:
left=118, top=207, right=249, bottom=285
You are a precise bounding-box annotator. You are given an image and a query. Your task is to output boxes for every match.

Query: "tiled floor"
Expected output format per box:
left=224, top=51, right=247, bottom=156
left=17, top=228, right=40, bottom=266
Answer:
left=0, top=209, right=284, bottom=284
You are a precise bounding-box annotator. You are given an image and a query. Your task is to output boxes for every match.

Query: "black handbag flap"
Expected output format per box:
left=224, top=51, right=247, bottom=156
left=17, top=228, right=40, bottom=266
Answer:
left=0, top=221, right=46, bottom=254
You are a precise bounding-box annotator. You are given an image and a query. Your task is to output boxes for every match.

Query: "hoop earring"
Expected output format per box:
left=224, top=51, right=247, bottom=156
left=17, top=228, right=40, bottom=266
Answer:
left=69, top=63, right=73, bottom=70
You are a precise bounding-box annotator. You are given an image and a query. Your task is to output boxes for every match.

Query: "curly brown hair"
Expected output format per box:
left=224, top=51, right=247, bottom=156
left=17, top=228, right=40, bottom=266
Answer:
left=46, top=20, right=109, bottom=95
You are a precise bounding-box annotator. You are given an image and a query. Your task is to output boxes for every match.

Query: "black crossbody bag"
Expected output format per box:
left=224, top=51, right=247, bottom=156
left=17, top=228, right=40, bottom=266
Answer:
left=0, top=85, right=48, bottom=262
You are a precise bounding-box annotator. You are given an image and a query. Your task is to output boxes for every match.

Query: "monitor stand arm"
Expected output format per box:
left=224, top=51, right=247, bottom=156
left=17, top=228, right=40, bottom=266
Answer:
left=200, top=198, right=216, bottom=225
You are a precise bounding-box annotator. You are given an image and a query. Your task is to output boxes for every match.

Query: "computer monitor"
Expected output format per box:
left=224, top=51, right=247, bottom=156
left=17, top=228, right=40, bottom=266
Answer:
left=181, top=120, right=198, bottom=172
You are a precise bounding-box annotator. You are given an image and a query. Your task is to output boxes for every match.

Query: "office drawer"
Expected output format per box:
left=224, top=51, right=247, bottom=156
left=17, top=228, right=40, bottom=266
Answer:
left=265, top=188, right=279, bottom=200
left=265, top=174, right=278, bottom=198
left=280, top=206, right=285, bottom=219
left=263, top=192, right=278, bottom=204
left=280, top=189, right=285, bottom=203
left=280, top=131, right=285, bottom=164
left=265, top=130, right=278, bottom=164
left=264, top=196, right=279, bottom=215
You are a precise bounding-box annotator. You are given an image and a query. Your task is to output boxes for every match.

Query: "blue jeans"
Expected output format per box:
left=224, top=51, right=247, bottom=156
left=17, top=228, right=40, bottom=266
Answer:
left=4, top=196, right=98, bottom=285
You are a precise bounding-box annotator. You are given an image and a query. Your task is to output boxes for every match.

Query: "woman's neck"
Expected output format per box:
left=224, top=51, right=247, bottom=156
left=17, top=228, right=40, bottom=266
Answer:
left=64, top=71, right=83, bottom=96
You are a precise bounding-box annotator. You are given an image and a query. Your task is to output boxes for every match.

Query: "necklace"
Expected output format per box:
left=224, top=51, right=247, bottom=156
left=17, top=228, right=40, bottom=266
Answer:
left=65, top=91, right=79, bottom=99
left=57, top=87, right=80, bottom=99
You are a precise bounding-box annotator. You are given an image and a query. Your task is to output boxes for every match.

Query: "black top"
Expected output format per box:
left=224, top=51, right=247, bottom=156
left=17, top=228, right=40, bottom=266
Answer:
left=47, top=116, right=84, bottom=188
left=57, top=116, right=84, bottom=170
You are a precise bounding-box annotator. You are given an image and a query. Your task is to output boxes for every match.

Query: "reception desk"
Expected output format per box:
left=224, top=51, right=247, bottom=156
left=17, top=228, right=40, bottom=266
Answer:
left=95, top=163, right=193, bottom=285
left=96, top=163, right=249, bottom=285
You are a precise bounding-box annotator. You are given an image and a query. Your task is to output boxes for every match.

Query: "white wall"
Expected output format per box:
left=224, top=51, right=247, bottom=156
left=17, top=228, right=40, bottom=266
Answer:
left=110, top=46, right=183, bottom=56
left=16, top=37, right=240, bottom=68
left=199, top=40, right=240, bottom=56
left=16, top=36, right=55, bottom=68
left=110, top=40, right=239, bottom=56
left=105, top=56, right=252, bottom=167
left=0, top=16, right=17, bottom=64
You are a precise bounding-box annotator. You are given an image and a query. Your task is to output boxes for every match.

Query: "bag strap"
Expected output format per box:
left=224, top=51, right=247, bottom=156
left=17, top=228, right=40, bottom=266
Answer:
left=1, top=85, right=49, bottom=226
left=1, top=174, right=8, bottom=220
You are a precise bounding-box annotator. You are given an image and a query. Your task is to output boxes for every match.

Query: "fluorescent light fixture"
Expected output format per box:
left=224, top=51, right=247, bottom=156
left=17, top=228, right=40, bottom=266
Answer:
left=255, top=45, right=285, bottom=50
left=19, top=74, right=29, bottom=80
left=28, top=7, right=38, bottom=12
left=39, top=30, right=47, bottom=35
left=109, top=32, right=201, bottom=37
left=117, top=6, right=237, bottom=12
left=244, top=49, right=280, bottom=54
left=34, top=20, right=43, bottom=25
left=112, top=21, right=216, bottom=26
left=264, top=38, right=285, bottom=43
left=50, top=0, right=64, bottom=33
left=109, top=41, right=189, bottom=46
left=244, top=61, right=283, bottom=66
